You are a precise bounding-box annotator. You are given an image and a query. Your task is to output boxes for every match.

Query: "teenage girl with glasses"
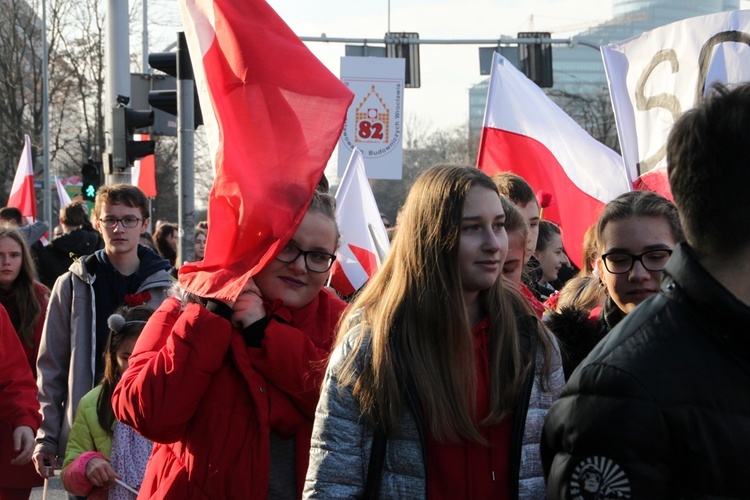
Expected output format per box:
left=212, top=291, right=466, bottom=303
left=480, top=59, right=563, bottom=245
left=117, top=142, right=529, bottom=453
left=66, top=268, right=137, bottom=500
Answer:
left=546, top=190, right=683, bottom=379
left=112, top=190, right=347, bottom=498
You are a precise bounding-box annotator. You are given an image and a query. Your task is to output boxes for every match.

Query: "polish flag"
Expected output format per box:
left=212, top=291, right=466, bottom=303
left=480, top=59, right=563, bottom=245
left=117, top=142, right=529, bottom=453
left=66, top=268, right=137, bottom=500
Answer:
left=329, top=149, right=390, bottom=297
left=8, top=134, right=37, bottom=224
left=477, top=52, right=630, bottom=267
left=176, top=0, right=353, bottom=301
left=133, top=134, right=157, bottom=197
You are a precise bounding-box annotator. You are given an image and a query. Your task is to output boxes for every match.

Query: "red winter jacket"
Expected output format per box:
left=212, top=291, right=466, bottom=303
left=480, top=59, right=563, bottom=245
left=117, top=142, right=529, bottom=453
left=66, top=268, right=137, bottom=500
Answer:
left=0, top=304, right=42, bottom=489
left=112, top=290, right=346, bottom=499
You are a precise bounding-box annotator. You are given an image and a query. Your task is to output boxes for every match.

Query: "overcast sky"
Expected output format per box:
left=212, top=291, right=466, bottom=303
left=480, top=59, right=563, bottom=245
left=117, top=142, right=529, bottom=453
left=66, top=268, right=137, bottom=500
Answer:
left=267, top=0, right=616, bottom=132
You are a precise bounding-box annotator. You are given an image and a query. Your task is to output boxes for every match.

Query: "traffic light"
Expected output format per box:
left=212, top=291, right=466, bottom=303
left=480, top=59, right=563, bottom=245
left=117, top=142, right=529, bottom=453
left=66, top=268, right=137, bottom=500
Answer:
left=518, top=32, right=553, bottom=88
left=148, top=32, right=203, bottom=128
left=81, top=160, right=101, bottom=201
left=111, top=105, right=155, bottom=172
left=385, top=32, right=421, bottom=88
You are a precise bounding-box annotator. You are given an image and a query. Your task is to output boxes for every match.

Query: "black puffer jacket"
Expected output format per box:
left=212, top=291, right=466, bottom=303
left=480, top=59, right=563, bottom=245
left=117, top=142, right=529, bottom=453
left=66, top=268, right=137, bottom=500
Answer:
left=37, top=229, right=103, bottom=289
left=545, top=297, right=626, bottom=380
left=541, top=243, right=750, bottom=499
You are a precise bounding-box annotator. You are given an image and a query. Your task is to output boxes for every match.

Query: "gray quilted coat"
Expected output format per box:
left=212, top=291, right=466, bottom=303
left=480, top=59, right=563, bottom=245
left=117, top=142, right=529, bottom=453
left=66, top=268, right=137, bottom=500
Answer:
left=304, top=322, right=564, bottom=499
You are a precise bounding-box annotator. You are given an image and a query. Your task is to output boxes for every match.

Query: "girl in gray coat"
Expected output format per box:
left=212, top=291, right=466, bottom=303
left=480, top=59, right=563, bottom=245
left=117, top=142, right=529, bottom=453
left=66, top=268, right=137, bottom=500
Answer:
left=305, top=165, right=564, bottom=499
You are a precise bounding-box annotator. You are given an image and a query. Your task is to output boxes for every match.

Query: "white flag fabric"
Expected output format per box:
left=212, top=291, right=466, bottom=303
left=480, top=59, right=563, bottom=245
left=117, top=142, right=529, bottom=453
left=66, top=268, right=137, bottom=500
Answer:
left=329, top=148, right=390, bottom=297
left=477, top=52, right=629, bottom=267
left=54, top=176, right=72, bottom=209
left=602, top=10, right=750, bottom=195
left=8, top=134, right=37, bottom=223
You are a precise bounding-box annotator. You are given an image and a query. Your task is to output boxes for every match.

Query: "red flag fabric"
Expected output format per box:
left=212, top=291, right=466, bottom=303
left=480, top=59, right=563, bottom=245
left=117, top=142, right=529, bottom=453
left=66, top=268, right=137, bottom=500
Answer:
left=329, top=149, right=390, bottom=297
left=176, top=0, right=353, bottom=301
left=8, top=134, right=37, bottom=223
left=477, top=53, right=631, bottom=267
left=133, top=134, right=157, bottom=198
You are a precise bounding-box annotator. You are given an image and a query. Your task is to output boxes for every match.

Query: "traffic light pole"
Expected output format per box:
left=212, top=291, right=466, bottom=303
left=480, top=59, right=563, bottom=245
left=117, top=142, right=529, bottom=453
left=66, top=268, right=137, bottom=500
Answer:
left=177, top=32, right=195, bottom=264
left=105, top=0, right=131, bottom=186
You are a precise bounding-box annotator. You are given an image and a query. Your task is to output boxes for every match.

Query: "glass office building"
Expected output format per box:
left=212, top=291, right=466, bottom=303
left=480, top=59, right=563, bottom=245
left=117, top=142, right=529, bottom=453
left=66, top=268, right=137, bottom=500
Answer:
left=554, top=0, right=741, bottom=94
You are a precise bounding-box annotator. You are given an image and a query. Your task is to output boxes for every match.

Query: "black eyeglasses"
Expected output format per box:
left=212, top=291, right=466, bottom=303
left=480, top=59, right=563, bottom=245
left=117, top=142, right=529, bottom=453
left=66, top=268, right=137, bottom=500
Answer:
left=601, top=249, right=673, bottom=274
left=275, top=242, right=336, bottom=273
left=99, top=216, right=144, bottom=229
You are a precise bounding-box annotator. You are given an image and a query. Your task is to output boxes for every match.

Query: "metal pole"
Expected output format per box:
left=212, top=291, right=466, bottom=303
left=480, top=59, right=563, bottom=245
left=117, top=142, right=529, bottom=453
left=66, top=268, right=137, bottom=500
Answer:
left=299, top=35, right=587, bottom=46
left=177, top=32, right=195, bottom=264
left=387, top=0, right=390, bottom=33
left=105, top=0, right=131, bottom=185
left=142, top=0, right=149, bottom=73
left=41, top=0, right=51, bottom=224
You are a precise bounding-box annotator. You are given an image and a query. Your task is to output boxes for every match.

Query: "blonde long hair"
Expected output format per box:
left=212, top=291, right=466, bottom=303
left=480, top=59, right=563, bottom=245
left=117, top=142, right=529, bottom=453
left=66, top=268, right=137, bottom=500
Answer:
left=334, top=165, right=552, bottom=443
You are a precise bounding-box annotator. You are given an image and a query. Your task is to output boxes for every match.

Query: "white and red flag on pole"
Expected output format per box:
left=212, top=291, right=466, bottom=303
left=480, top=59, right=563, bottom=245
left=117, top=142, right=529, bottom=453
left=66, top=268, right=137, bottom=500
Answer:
left=176, top=0, right=353, bottom=301
left=8, top=134, right=37, bottom=224
left=329, top=148, right=390, bottom=297
left=476, top=52, right=630, bottom=267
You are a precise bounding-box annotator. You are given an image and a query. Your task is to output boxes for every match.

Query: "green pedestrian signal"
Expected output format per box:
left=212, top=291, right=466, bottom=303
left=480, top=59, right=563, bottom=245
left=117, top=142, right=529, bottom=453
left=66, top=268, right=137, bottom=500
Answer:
left=81, top=161, right=101, bottom=201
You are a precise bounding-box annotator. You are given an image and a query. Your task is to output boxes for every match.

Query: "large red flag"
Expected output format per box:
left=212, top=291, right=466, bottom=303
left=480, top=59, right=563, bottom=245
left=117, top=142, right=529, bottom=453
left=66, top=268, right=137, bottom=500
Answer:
left=8, top=134, right=37, bottom=223
left=477, top=53, right=631, bottom=267
left=329, top=149, right=390, bottom=297
left=177, top=0, right=353, bottom=301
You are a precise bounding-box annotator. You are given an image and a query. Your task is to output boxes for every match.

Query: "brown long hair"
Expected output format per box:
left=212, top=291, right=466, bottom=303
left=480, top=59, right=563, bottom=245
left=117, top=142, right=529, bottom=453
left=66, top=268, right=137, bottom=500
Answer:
left=334, top=165, right=553, bottom=443
left=0, top=223, right=42, bottom=347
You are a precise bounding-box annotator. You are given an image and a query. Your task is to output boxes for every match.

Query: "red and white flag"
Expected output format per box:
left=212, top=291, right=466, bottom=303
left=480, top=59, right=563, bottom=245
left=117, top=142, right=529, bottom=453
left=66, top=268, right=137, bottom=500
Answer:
left=176, top=0, right=353, bottom=301
left=133, top=134, right=157, bottom=198
left=329, top=149, right=390, bottom=297
left=8, top=134, right=37, bottom=224
left=477, top=52, right=630, bottom=267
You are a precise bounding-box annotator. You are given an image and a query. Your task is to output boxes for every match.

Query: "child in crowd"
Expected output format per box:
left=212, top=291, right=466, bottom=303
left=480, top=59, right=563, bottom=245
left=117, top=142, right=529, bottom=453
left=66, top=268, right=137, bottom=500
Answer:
left=61, top=305, right=154, bottom=499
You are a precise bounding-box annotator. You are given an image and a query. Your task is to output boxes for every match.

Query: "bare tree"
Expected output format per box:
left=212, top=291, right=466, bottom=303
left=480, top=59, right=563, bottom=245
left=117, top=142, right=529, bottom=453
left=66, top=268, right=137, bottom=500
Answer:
left=0, top=0, right=46, bottom=196
left=48, top=0, right=105, bottom=168
left=371, top=123, right=472, bottom=224
left=0, top=0, right=111, bottom=206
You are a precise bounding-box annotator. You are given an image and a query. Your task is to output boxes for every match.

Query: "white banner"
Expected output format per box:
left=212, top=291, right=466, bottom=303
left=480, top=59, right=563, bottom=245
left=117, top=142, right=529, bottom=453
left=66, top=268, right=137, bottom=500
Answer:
left=602, top=10, right=750, bottom=183
left=338, top=57, right=404, bottom=180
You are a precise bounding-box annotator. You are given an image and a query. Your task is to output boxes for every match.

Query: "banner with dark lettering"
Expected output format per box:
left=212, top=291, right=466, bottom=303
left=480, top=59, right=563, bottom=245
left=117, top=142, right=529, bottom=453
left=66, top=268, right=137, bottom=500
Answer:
left=602, top=10, right=750, bottom=196
left=338, top=57, right=404, bottom=180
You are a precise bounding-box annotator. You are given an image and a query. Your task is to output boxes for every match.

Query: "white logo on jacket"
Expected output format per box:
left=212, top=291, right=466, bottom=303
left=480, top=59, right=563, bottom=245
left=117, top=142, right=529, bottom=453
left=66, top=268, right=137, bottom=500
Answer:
left=569, top=456, right=631, bottom=499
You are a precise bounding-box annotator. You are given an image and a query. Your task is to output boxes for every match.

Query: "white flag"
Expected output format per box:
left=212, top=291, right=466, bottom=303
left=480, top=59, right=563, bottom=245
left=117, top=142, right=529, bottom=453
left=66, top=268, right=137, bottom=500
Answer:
left=329, top=148, right=390, bottom=297
left=602, top=10, right=750, bottom=195
left=55, top=176, right=72, bottom=209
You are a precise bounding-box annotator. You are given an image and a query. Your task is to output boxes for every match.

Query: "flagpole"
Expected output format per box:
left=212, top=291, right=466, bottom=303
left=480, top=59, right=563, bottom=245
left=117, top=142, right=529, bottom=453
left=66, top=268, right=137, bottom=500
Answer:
left=42, top=0, right=51, bottom=224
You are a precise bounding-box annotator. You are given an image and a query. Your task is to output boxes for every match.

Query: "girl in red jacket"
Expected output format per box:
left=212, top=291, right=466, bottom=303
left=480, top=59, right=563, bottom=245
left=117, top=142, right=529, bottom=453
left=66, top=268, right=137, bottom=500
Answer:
left=0, top=223, right=49, bottom=498
left=0, top=304, right=41, bottom=500
left=113, top=191, right=346, bottom=499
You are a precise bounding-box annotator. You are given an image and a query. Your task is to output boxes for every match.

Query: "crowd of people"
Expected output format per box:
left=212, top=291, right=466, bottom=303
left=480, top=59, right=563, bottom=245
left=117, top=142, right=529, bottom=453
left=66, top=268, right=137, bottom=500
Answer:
left=0, top=83, right=748, bottom=499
